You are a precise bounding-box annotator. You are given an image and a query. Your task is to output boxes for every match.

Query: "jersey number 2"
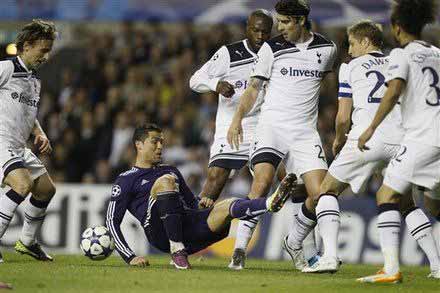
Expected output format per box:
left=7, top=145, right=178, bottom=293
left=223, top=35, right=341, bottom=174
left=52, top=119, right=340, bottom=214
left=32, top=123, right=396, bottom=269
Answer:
left=366, top=70, right=385, bottom=103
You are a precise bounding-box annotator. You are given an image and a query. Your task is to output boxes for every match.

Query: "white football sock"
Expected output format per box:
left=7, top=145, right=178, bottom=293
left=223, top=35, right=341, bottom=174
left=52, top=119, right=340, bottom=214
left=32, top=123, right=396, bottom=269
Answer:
left=287, top=203, right=316, bottom=250
left=378, top=206, right=401, bottom=275
left=234, top=216, right=261, bottom=251
left=0, top=190, right=25, bottom=239
left=405, top=208, right=440, bottom=272
left=169, top=240, right=185, bottom=254
left=20, top=197, right=49, bottom=246
left=316, top=194, right=340, bottom=259
left=292, top=193, right=318, bottom=260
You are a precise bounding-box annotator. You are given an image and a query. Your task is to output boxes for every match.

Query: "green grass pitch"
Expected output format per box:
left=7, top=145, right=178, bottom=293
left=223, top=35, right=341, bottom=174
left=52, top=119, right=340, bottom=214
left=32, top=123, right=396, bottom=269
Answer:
left=0, top=252, right=438, bottom=292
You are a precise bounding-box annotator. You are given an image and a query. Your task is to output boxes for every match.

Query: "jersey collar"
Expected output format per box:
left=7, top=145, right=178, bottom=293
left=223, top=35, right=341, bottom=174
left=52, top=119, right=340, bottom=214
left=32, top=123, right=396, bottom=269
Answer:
left=17, top=56, right=31, bottom=73
left=368, top=51, right=385, bottom=57
left=243, top=39, right=257, bottom=57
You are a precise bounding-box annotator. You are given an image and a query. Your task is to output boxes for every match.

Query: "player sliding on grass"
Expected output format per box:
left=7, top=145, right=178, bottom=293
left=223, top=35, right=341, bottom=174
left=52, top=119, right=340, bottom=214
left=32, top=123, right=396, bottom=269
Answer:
left=0, top=20, right=57, bottom=263
left=106, top=123, right=296, bottom=269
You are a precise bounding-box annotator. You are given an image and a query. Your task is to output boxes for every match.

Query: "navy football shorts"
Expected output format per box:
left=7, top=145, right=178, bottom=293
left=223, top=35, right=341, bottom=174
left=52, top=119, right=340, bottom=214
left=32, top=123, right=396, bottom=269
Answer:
left=144, top=207, right=230, bottom=254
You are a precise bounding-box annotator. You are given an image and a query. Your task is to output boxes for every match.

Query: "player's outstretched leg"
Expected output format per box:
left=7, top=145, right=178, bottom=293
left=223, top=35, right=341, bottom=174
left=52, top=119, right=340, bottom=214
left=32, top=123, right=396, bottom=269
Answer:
left=227, top=172, right=295, bottom=220
left=211, top=173, right=296, bottom=232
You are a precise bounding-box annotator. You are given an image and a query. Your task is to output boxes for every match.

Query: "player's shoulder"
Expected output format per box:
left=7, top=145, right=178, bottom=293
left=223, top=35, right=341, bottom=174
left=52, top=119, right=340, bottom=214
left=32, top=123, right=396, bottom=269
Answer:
left=118, top=166, right=140, bottom=178
left=307, top=33, right=335, bottom=50
left=225, top=39, right=254, bottom=63
left=0, top=58, right=15, bottom=74
left=389, top=47, right=407, bottom=58
left=156, top=164, right=181, bottom=175
left=265, top=35, right=297, bottom=54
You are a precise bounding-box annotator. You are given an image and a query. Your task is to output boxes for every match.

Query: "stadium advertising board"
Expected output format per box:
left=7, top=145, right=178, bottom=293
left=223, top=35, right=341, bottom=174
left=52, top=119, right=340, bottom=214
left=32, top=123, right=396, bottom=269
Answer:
left=2, top=184, right=438, bottom=265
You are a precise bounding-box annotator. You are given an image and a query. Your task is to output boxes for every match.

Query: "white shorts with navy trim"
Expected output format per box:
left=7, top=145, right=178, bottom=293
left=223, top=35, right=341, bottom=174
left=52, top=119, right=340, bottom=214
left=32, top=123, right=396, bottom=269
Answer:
left=0, top=145, right=47, bottom=185
left=250, top=122, right=328, bottom=176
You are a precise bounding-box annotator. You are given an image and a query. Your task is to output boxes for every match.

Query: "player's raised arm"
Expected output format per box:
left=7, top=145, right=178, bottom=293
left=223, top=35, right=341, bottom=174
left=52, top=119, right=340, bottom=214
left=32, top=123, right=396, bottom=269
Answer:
left=333, top=63, right=353, bottom=156
left=106, top=178, right=140, bottom=265
left=189, top=46, right=235, bottom=97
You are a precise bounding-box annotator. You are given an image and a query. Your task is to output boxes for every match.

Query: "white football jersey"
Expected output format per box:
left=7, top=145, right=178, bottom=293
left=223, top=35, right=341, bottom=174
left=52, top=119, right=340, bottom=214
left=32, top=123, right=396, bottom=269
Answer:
left=338, top=52, right=403, bottom=144
left=190, top=39, right=263, bottom=138
left=386, top=41, right=440, bottom=147
left=251, top=33, right=337, bottom=133
left=0, top=56, right=41, bottom=148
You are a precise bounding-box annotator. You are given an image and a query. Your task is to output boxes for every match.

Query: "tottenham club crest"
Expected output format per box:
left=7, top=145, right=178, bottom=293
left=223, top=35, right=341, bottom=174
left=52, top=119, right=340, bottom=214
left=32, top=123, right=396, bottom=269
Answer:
left=111, top=185, right=121, bottom=197
left=316, top=52, right=322, bottom=64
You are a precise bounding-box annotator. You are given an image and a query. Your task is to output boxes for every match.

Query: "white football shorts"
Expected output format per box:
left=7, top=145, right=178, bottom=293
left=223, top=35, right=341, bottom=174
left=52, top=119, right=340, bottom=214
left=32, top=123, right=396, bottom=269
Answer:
left=384, top=140, right=440, bottom=194
left=329, top=138, right=400, bottom=193
left=0, top=145, right=47, bottom=185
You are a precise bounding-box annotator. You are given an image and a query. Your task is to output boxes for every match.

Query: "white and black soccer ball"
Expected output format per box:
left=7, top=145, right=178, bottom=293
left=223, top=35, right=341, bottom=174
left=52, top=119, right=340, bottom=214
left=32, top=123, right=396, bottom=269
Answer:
left=80, top=226, right=115, bottom=260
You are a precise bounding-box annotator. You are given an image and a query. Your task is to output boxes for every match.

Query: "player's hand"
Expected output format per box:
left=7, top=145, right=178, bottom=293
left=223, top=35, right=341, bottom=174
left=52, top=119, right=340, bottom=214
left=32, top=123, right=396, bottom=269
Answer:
left=227, top=118, right=243, bottom=150
left=358, top=127, right=374, bottom=152
left=129, top=256, right=149, bottom=267
left=332, top=138, right=346, bottom=156
left=216, top=81, right=235, bottom=98
left=34, top=134, right=52, bottom=155
left=198, top=197, right=214, bottom=209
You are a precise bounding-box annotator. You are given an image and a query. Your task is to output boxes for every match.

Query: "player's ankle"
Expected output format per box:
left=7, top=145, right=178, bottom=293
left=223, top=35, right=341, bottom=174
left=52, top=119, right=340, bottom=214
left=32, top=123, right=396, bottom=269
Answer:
left=169, top=240, right=185, bottom=254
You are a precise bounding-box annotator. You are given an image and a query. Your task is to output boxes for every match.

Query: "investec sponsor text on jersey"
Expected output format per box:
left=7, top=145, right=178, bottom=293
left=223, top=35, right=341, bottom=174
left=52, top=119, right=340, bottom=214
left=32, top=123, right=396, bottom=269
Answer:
left=279, top=67, right=325, bottom=78
left=10, top=91, right=40, bottom=108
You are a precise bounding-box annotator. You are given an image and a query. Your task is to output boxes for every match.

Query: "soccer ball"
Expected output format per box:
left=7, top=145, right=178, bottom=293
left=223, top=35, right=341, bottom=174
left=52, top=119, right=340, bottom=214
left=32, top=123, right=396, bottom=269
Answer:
left=80, top=226, right=115, bottom=260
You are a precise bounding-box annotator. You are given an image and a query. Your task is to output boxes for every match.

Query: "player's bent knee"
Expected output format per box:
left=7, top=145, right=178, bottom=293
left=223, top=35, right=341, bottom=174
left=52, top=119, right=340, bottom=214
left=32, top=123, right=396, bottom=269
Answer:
left=36, top=184, right=56, bottom=201
left=151, top=175, right=177, bottom=197
left=11, top=181, right=33, bottom=196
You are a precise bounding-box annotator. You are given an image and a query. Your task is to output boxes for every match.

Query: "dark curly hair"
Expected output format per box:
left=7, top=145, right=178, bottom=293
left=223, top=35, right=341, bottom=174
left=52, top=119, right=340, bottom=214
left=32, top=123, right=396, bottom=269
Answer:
left=390, top=0, right=438, bottom=36
left=275, top=0, right=312, bottom=30
left=15, top=19, right=57, bottom=53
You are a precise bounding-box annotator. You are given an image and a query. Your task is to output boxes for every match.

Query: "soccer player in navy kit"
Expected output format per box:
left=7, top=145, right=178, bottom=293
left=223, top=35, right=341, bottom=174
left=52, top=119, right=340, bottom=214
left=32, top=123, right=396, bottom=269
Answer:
left=106, top=124, right=296, bottom=269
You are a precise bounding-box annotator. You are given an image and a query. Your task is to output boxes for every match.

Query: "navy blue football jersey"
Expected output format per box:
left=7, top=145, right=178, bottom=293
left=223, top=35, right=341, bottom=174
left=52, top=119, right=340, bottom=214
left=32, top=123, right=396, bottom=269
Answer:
left=106, top=164, right=198, bottom=263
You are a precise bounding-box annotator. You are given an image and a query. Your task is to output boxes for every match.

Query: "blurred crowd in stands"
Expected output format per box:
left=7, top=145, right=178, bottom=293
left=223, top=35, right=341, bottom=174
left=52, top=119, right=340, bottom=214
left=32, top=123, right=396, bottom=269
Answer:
left=31, top=21, right=439, bottom=197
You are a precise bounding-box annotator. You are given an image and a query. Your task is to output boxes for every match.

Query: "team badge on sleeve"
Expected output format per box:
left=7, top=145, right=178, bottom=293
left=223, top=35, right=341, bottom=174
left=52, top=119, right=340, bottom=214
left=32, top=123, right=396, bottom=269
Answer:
left=111, top=185, right=121, bottom=198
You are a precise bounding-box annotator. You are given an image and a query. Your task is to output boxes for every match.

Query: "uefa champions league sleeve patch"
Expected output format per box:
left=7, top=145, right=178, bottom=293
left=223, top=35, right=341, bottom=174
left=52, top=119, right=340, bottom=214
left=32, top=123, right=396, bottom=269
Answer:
left=111, top=185, right=121, bottom=198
